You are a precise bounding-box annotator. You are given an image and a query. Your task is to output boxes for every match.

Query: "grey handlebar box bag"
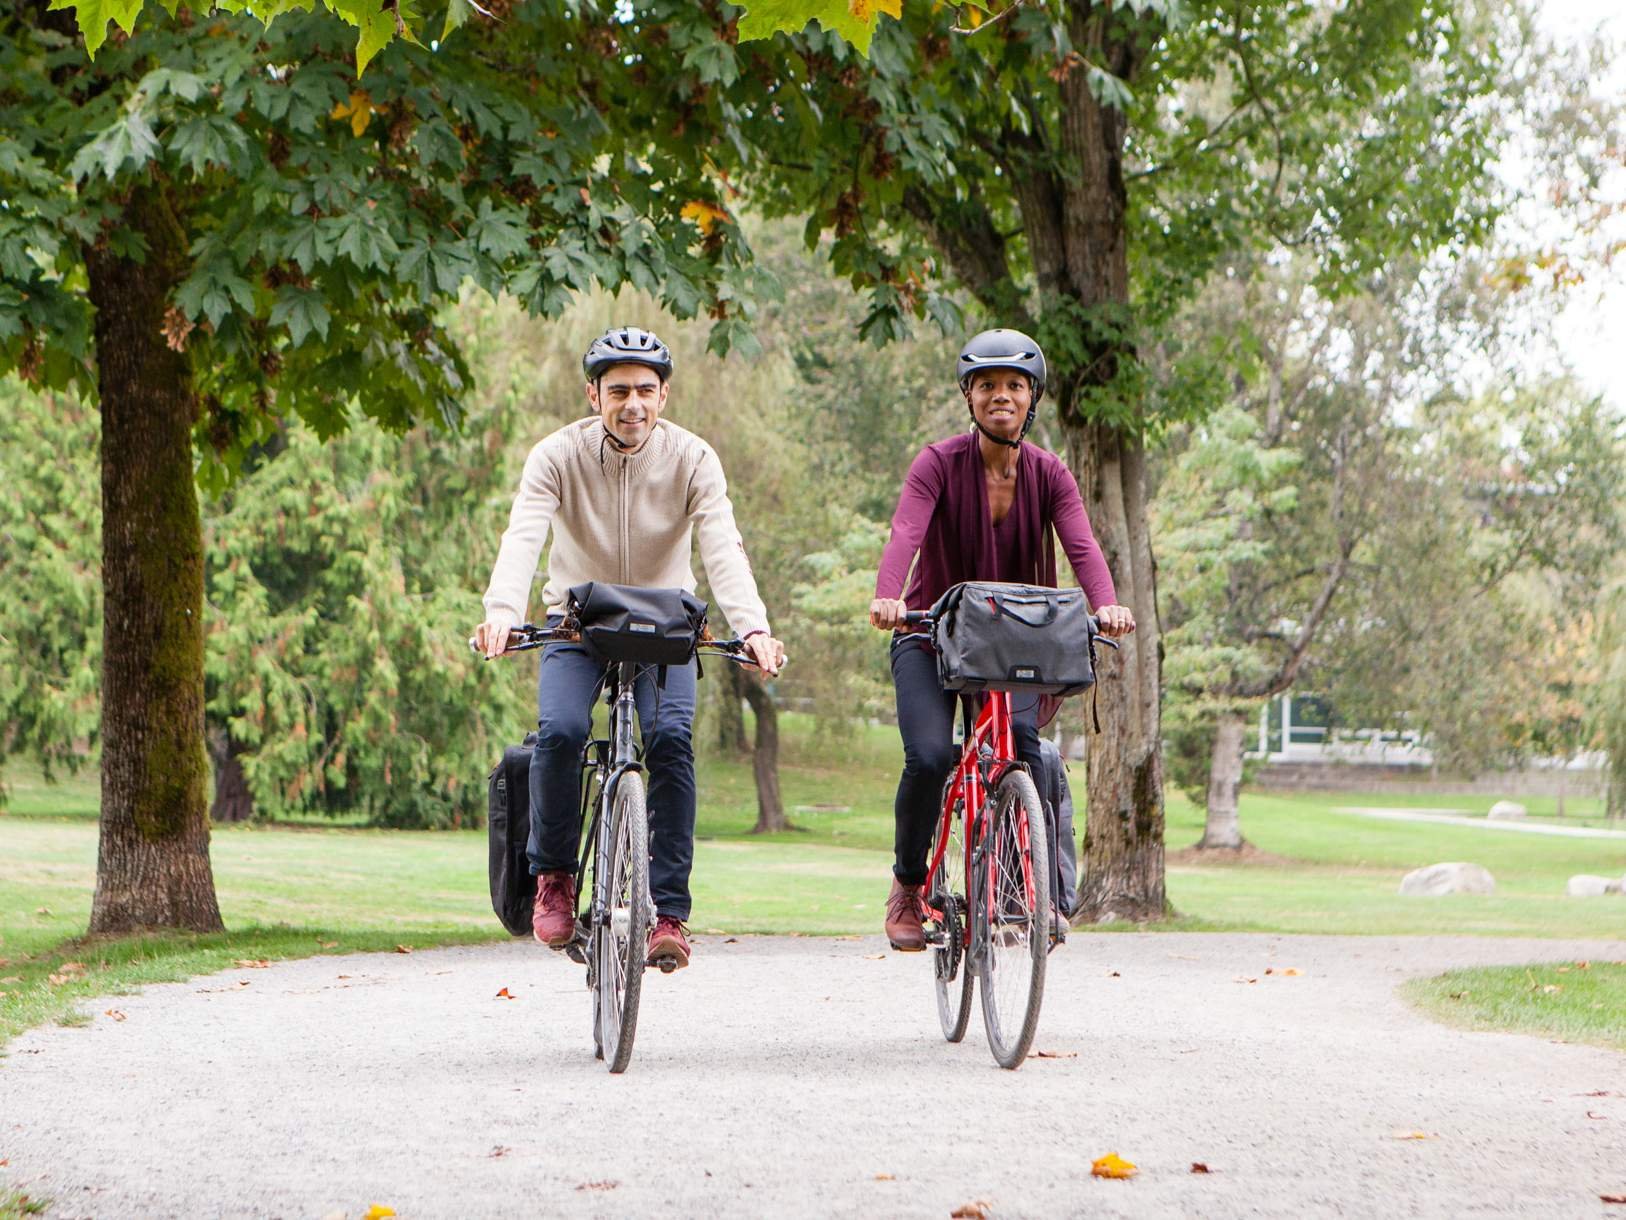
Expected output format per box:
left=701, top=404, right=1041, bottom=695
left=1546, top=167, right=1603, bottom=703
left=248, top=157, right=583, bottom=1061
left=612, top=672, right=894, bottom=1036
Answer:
left=930, top=581, right=1099, bottom=697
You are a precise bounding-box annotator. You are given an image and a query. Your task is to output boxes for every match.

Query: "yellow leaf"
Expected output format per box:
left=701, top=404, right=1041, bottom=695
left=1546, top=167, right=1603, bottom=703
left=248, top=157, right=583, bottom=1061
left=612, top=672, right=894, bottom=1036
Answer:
left=1091, top=1152, right=1138, bottom=1179
left=1282, top=967, right=1302, bottom=976
left=963, top=4, right=984, bottom=28
left=362, top=1207, right=396, bottom=1219
left=679, top=200, right=729, bottom=236
left=330, top=91, right=379, bottom=138
left=1390, top=1130, right=1431, bottom=1140
left=848, top=0, right=899, bottom=19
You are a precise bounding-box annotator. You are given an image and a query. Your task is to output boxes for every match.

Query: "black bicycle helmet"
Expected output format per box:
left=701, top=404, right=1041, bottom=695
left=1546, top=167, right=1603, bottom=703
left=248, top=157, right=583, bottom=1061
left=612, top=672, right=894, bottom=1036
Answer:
left=583, top=326, right=674, bottom=382
left=956, top=328, right=1046, bottom=447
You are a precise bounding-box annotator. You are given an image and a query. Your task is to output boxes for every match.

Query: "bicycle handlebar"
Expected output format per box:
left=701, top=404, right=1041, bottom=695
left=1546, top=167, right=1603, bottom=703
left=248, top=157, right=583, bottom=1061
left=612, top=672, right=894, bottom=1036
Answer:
left=890, top=610, right=1119, bottom=648
left=469, top=625, right=768, bottom=668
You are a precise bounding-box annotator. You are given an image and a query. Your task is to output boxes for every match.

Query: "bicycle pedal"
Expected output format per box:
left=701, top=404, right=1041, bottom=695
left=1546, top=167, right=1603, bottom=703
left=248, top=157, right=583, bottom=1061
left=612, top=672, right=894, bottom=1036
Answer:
left=564, top=941, right=588, bottom=965
left=649, top=954, right=681, bottom=974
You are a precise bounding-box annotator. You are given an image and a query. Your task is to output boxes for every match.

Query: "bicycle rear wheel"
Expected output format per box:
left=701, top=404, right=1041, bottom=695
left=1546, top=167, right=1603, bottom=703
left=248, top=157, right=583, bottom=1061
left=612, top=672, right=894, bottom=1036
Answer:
left=973, top=769, right=1050, bottom=1069
left=926, top=799, right=973, bottom=1043
left=594, top=771, right=651, bottom=1074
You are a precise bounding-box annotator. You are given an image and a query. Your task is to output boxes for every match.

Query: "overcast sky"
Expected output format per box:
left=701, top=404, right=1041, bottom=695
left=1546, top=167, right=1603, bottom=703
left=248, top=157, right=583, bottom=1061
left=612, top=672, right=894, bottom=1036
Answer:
left=1534, top=0, right=1626, bottom=409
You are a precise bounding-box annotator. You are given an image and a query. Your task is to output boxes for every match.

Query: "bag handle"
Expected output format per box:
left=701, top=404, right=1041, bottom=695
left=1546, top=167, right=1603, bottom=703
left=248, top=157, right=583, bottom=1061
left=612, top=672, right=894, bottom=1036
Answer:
left=990, top=592, right=1060, bottom=628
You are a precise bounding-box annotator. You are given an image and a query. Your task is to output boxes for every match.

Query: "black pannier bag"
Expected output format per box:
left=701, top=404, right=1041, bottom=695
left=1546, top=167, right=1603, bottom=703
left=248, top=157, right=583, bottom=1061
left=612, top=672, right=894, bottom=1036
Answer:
left=930, top=581, right=1100, bottom=697
left=488, top=733, right=536, bottom=937
left=565, top=582, right=707, bottom=666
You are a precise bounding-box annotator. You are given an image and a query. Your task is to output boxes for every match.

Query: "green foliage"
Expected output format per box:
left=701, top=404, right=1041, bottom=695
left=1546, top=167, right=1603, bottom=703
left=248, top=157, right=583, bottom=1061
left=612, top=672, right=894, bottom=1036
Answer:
left=0, top=379, right=102, bottom=800
left=724, top=0, right=1507, bottom=430
left=736, top=0, right=900, bottom=54
left=1595, top=575, right=1626, bottom=818
left=1, top=3, right=769, bottom=469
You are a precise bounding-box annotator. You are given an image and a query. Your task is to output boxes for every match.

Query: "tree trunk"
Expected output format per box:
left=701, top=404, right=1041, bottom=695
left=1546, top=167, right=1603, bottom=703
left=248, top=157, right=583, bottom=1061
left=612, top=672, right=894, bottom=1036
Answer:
left=1070, top=425, right=1167, bottom=919
left=207, top=727, right=255, bottom=824
left=1197, top=713, right=1248, bottom=850
left=739, top=676, right=792, bottom=833
left=85, top=181, right=223, bottom=935
left=717, top=663, right=748, bottom=754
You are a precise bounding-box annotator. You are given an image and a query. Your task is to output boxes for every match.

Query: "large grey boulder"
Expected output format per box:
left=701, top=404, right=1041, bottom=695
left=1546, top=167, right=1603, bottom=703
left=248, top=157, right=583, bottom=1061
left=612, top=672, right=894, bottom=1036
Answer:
left=1566, top=874, right=1623, bottom=897
left=1399, top=862, right=1496, bottom=896
left=1487, top=801, right=1527, bottom=821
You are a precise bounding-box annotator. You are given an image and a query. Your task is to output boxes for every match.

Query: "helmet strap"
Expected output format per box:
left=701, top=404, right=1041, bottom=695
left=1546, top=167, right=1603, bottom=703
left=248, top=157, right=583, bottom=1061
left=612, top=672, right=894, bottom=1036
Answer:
left=967, top=403, right=1029, bottom=450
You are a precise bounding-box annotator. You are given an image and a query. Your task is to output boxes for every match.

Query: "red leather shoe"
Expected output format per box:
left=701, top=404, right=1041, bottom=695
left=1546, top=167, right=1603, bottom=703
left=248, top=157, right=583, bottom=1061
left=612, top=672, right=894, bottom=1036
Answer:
left=884, top=878, right=927, bottom=952
left=646, top=916, right=691, bottom=971
left=531, top=871, right=577, bottom=947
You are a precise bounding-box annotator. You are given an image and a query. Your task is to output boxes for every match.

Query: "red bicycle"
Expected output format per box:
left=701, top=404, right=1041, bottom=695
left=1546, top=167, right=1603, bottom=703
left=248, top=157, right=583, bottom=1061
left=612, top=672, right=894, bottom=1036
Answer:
left=907, top=606, right=1108, bottom=1069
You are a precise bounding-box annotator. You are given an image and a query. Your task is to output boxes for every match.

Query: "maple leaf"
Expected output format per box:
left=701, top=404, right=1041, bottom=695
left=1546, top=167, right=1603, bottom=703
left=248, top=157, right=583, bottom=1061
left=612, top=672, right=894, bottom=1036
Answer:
left=734, top=0, right=900, bottom=55
left=1091, top=1152, right=1138, bottom=1179
left=330, top=92, right=381, bottom=138
left=680, top=200, right=730, bottom=236
left=47, top=0, right=142, bottom=57
left=495, top=987, right=515, bottom=999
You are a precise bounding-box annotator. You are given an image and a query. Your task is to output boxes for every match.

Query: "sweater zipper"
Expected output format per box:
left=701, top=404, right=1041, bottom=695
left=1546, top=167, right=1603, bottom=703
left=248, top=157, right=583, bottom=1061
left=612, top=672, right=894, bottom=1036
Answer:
left=619, top=452, right=630, bottom=584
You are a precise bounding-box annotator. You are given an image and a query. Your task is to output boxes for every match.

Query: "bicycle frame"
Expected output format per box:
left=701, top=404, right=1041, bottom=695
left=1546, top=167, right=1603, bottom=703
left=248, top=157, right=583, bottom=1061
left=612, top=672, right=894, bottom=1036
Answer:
left=922, top=690, right=1038, bottom=950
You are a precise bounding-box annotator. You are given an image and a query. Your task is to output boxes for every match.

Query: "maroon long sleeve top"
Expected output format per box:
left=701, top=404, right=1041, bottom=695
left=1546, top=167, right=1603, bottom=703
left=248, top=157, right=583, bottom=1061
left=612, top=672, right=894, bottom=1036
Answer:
left=875, top=432, right=1118, bottom=612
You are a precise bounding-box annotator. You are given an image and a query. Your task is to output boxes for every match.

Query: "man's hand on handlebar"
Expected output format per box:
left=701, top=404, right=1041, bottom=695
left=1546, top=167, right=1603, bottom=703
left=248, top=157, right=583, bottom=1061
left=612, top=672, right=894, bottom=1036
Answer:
left=743, top=632, right=788, bottom=677
left=869, top=597, right=910, bottom=631
left=473, top=611, right=519, bottom=659
left=1096, top=604, right=1135, bottom=637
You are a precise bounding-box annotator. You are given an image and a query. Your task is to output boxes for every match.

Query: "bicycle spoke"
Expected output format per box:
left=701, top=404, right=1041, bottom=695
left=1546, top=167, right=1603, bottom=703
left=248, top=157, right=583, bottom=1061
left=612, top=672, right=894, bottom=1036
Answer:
left=976, top=771, right=1049, bottom=1069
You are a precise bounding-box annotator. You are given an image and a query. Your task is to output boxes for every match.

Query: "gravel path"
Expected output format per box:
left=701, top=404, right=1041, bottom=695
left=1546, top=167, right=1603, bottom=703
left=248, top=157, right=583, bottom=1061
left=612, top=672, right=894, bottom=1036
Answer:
left=3, top=932, right=1623, bottom=1219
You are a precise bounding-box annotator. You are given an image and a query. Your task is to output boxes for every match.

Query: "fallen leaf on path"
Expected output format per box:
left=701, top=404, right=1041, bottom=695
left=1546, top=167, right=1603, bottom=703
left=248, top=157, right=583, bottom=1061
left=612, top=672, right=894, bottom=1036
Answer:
left=1108, top=970, right=1121, bottom=978
left=1091, top=1152, right=1137, bottom=1179
left=1390, top=1131, right=1431, bottom=1140
left=495, top=987, right=516, bottom=999
left=1587, top=1112, right=1608, bottom=1120
left=362, top=1207, right=396, bottom=1220
left=863, top=953, right=886, bottom=960
left=951, top=1203, right=990, bottom=1219
left=233, top=959, right=270, bottom=969
left=1282, top=968, right=1302, bottom=976
left=1233, top=976, right=1259, bottom=985
left=490, top=1146, right=510, bottom=1158
left=1265, top=968, right=1273, bottom=975
left=874, top=1173, right=895, bottom=1181
left=394, top=945, right=413, bottom=954
left=104, top=1009, right=126, bottom=1022
left=1190, top=1162, right=1212, bottom=1174
left=1602, top=1195, right=1626, bottom=1205
left=724, top=937, right=739, bottom=944
left=336, top=974, right=352, bottom=980
left=1028, top=1050, right=1078, bottom=1059
left=1578, top=1091, right=1616, bottom=1098
left=575, top=1181, right=618, bottom=1192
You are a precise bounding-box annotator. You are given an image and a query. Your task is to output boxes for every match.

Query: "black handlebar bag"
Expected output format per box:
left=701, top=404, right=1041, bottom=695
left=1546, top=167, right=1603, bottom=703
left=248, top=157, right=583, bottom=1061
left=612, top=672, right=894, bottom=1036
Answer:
left=565, top=582, right=708, bottom=666
left=930, top=582, right=1098, bottom=697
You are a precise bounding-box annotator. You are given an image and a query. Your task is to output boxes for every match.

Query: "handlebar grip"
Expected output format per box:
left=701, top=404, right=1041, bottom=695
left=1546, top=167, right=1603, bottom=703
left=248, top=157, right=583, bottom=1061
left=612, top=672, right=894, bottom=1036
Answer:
left=903, top=611, right=931, bottom=627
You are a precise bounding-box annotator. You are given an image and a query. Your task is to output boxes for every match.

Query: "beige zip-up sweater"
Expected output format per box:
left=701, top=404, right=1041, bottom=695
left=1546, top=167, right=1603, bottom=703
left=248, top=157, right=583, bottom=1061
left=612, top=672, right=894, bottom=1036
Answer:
left=482, top=417, right=771, bottom=639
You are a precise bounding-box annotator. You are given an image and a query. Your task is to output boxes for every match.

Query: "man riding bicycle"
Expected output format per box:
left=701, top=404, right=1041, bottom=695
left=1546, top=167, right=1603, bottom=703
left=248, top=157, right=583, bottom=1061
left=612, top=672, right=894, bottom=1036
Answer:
left=473, top=326, right=787, bottom=970
left=869, top=329, right=1134, bottom=952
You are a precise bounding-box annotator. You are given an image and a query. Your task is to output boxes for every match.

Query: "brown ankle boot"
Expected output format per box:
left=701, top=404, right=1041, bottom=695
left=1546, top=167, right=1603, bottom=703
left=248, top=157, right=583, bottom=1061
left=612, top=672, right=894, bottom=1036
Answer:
left=531, top=870, right=577, bottom=947
left=884, top=878, right=927, bottom=952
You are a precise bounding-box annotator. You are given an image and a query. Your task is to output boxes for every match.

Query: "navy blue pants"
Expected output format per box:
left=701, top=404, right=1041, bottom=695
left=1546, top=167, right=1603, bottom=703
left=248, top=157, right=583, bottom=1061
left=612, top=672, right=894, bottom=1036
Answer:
left=526, top=628, right=698, bottom=921
left=890, top=636, right=1044, bottom=886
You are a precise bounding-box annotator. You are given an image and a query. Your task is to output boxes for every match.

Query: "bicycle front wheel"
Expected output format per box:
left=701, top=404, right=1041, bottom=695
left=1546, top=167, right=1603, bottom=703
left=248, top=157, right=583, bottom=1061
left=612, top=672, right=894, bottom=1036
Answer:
left=926, top=799, right=973, bottom=1043
left=973, top=769, right=1050, bottom=1069
left=594, top=770, right=651, bottom=1074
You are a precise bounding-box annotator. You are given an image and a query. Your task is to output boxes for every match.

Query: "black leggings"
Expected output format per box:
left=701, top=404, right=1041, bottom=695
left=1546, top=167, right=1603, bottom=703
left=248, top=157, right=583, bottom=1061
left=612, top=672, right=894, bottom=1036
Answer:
left=889, top=635, right=1045, bottom=885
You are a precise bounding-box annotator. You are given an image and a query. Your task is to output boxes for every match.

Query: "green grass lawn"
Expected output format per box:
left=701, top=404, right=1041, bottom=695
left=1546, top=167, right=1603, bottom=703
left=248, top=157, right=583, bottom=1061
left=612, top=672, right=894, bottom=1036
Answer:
left=4, top=735, right=1624, bottom=1046
left=1403, top=962, right=1626, bottom=1051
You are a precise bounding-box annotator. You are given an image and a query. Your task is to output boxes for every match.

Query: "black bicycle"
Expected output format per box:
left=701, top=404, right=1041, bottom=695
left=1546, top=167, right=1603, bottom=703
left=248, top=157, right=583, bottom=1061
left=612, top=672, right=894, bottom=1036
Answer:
left=480, top=618, right=757, bottom=1073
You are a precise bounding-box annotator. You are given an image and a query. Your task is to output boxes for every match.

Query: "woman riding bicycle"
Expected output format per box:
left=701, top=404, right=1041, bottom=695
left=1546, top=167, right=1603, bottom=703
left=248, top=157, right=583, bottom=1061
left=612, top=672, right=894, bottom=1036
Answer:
left=869, top=328, right=1135, bottom=951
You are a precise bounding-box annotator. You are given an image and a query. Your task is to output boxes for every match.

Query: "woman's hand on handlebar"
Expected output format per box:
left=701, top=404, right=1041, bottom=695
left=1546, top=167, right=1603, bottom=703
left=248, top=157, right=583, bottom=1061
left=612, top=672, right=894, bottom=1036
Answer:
left=743, top=632, right=787, bottom=677
left=869, top=597, right=910, bottom=631
left=1096, top=604, right=1135, bottom=637
left=473, top=611, right=518, bottom=659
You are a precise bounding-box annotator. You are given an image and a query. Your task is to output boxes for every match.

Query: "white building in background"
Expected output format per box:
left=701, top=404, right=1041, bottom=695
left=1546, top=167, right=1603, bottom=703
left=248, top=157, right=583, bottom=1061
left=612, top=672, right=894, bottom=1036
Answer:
left=1248, top=694, right=1433, bottom=767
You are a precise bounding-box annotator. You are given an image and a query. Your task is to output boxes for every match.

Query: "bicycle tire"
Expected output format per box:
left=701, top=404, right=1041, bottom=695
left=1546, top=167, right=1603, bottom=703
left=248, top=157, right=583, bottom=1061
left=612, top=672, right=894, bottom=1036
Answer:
left=973, top=769, right=1050, bottom=1070
left=595, top=771, right=651, bottom=1074
left=927, top=801, right=974, bottom=1043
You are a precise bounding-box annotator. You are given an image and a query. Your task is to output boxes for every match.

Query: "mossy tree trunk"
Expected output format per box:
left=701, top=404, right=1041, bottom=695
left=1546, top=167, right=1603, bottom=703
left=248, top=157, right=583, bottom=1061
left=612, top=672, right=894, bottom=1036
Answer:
left=86, top=181, right=224, bottom=935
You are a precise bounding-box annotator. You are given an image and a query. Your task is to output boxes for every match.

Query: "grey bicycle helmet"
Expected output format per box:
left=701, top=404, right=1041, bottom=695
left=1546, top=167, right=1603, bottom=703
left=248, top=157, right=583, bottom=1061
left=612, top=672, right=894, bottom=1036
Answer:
left=956, top=328, right=1046, bottom=446
left=583, top=326, right=674, bottom=382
